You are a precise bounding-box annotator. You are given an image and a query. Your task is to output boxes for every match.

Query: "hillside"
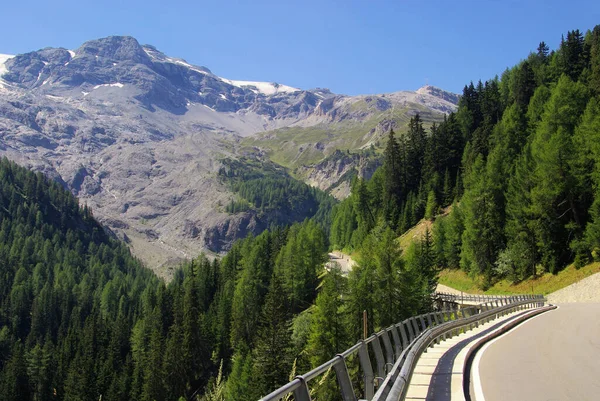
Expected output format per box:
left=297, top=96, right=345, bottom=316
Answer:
left=0, top=158, right=161, bottom=400
left=0, top=36, right=458, bottom=273
left=329, top=26, right=600, bottom=292
left=241, top=86, right=457, bottom=170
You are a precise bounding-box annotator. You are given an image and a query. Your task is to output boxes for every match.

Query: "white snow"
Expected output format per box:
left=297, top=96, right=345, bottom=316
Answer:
left=82, top=91, right=89, bottom=96
left=219, top=94, right=227, bottom=100
left=68, top=50, right=76, bottom=59
left=219, top=78, right=299, bottom=95
left=93, top=83, right=125, bottom=89
left=165, top=57, right=210, bottom=75
left=42, top=79, right=50, bottom=86
left=0, top=54, right=15, bottom=77
left=143, top=48, right=158, bottom=60
left=113, top=63, right=117, bottom=66
left=144, top=48, right=301, bottom=96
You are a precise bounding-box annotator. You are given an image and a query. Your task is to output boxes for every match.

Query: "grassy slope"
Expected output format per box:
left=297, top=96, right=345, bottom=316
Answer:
left=438, top=263, right=600, bottom=296
left=398, top=210, right=600, bottom=296
left=242, top=105, right=444, bottom=170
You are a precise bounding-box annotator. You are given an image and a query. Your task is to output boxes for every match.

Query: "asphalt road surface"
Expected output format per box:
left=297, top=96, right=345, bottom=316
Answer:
left=474, top=303, right=600, bottom=401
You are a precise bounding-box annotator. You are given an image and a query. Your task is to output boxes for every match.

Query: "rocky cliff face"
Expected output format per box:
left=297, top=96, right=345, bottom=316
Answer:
left=0, top=36, right=458, bottom=275
left=297, top=150, right=381, bottom=200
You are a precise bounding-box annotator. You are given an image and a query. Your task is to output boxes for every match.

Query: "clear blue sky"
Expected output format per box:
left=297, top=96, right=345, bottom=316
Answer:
left=1, top=0, right=599, bottom=95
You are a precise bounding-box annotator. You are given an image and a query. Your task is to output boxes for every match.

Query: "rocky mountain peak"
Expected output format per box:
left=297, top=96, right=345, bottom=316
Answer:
left=77, top=35, right=151, bottom=64
left=0, top=35, right=460, bottom=274
left=416, top=85, right=460, bottom=105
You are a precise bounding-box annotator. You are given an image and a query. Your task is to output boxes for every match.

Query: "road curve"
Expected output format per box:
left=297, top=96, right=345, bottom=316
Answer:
left=474, top=303, right=600, bottom=401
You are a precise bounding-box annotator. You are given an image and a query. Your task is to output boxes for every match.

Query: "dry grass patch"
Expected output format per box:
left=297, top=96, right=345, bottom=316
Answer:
left=438, top=262, right=600, bottom=296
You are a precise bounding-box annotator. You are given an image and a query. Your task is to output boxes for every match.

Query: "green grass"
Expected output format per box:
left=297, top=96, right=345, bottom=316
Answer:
left=398, top=218, right=435, bottom=251
left=439, top=262, right=600, bottom=296
left=397, top=206, right=453, bottom=252
left=242, top=103, right=446, bottom=169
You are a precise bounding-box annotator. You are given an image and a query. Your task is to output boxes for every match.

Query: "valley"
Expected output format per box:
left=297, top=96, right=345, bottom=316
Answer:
left=0, top=11, right=599, bottom=401
left=0, top=36, right=457, bottom=275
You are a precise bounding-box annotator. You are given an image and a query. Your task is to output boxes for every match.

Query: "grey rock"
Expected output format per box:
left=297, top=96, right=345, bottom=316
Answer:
left=0, top=35, right=459, bottom=276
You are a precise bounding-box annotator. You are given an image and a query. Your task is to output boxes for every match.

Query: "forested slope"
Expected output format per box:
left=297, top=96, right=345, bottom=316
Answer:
left=0, top=155, right=435, bottom=401
left=4, top=24, right=600, bottom=401
left=331, top=26, right=600, bottom=289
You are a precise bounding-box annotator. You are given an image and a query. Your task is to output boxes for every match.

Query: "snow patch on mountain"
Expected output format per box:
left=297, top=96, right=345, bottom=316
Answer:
left=220, top=78, right=300, bottom=95
left=140, top=43, right=300, bottom=97
left=0, top=54, right=15, bottom=77
left=93, top=83, right=125, bottom=89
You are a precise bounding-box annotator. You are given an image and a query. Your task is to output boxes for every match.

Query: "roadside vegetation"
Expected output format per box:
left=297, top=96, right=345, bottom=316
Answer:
left=439, top=262, right=600, bottom=295
left=3, top=24, right=600, bottom=401
left=331, top=26, right=600, bottom=290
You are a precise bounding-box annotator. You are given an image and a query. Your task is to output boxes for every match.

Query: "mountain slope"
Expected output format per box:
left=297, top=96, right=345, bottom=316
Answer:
left=0, top=36, right=458, bottom=273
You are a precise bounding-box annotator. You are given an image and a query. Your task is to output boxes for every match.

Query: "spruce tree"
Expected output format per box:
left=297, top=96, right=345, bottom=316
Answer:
left=382, top=130, right=402, bottom=225
left=252, top=274, right=293, bottom=398
left=425, top=190, right=438, bottom=220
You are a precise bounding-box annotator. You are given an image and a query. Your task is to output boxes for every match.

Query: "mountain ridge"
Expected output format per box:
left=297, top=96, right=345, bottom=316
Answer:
left=0, top=35, right=458, bottom=274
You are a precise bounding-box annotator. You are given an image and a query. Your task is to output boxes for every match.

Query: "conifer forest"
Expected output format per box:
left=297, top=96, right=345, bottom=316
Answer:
left=1, top=26, right=600, bottom=401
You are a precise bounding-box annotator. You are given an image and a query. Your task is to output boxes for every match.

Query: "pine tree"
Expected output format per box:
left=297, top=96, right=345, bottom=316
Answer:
left=589, top=26, right=600, bottom=94
left=537, top=41, right=550, bottom=61
left=373, top=227, right=403, bottom=328
left=252, top=274, right=293, bottom=398
left=382, top=130, right=402, bottom=225
left=442, top=169, right=452, bottom=207
left=460, top=155, right=504, bottom=287
left=347, top=245, right=377, bottom=339
left=425, top=190, right=438, bottom=220
left=530, top=75, right=590, bottom=272
left=306, top=266, right=349, bottom=367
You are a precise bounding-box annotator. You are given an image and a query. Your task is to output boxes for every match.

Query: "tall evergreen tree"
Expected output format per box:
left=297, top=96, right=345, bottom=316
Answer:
left=252, top=274, right=293, bottom=398
left=382, top=130, right=403, bottom=225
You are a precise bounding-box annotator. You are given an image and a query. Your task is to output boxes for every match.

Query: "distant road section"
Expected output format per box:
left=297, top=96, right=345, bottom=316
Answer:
left=475, top=303, right=600, bottom=401
left=327, top=252, right=355, bottom=274
left=436, top=283, right=464, bottom=295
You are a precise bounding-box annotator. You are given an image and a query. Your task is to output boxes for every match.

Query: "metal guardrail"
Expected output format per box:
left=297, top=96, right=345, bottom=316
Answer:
left=375, top=295, right=546, bottom=401
left=259, top=294, right=545, bottom=401
left=435, top=291, right=515, bottom=304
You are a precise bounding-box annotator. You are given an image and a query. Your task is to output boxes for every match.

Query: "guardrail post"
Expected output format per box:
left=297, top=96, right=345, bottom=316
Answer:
left=389, top=326, right=402, bottom=357
left=333, top=355, right=357, bottom=401
left=432, top=313, right=441, bottom=343
left=371, top=335, right=386, bottom=378
left=443, top=312, right=451, bottom=339
left=379, top=331, right=394, bottom=365
left=293, top=376, right=312, bottom=401
left=410, top=317, right=420, bottom=337
left=468, top=308, right=475, bottom=330
left=357, top=341, right=374, bottom=401
left=419, top=315, right=427, bottom=332
left=405, top=320, right=415, bottom=343
left=397, top=322, right=409, bottom=348
left=426, top=313, right=433, bottom=328
left=458, top=309, right=466, bottom=334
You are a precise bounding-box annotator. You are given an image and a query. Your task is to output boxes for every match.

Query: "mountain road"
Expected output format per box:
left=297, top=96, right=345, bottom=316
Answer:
left=473, top=303, right=600, bottom=401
